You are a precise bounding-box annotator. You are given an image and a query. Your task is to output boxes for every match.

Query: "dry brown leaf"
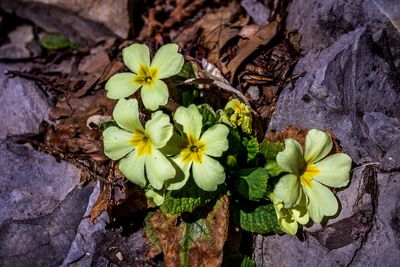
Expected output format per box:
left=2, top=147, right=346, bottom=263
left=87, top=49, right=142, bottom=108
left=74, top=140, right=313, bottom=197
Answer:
left=149, top=195, right=229, bottom=267
left=228, top=21, right=279, bottom=83
left=197, top=2, right=246, bottom=65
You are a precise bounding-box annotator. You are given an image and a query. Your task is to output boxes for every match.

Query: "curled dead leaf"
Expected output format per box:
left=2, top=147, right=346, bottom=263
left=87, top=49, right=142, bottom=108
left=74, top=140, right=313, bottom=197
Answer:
left=228, top=21, right=279, bottom=83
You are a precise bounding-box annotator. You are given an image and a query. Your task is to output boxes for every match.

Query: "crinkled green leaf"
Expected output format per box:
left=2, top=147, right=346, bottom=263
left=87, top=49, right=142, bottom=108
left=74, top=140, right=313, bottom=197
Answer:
left=260, top=140, right=285, bottom=176
left=242, top=136, right=259, bottom=162
left=161, top=178, right=222, bottom=214
left=198, top=103, right=217, bottom=131
left=223, top=254, right=256, bottom=267
left=234, top=168, right=269, bottom=201
left=41, top=33, right=76, bottom=50
left=239, top=202, right=282, bottom=234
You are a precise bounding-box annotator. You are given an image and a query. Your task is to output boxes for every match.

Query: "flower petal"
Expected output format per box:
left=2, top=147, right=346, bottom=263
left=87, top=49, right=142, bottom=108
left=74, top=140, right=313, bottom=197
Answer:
left=279, top=216, right=299, bottom=235
left=304, top=129, right=333, bottom=163
left=145, top=149, right=176, bottom=190
left=105, top=73, right=140, bottom=99
left=122, top=43, right=150, bottom=73
left=146, top=111, right=173, bottom=148
left=276, top=139, right=305, bottom=175
left=166, top=155, right=192, bottom=190
left=303, top=181, right=338, bottom=223
left=141, top=79, right=169, bottom=111
left=313, top=153, right=352, bottom=188
left=174, top=104, right=203, bottom=139
left=145, top=188, right=165, bottom=206
left=151, top=44, right=184, bottom=79
left=290, top=191, right=309, bottom=225
left=103, top=126, right=134, bottom=160
left=274, top=174, right=302, bottom=208
left=192, top=155, right=225, bottom=191
left=119, top=150, right=146, bottom=187
left=113, top=98, right=143, bottom=132
left=200, top=124, right=229, bottom=157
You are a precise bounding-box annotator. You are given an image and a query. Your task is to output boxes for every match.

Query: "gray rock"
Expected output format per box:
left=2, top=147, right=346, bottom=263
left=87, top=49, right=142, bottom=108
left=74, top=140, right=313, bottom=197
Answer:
left=373, top=0, right=400, bottom=32
left=268, top=28, right=400, bottom=167
left=62, top=181, right=109, bottom=267
left=286, top=0, right=400, bottom=69
left=0, top=141, right=81, bottom=226
left=0, top=25, right=40, bottom=60
left=0, top=64, right=50, bottom=139
left=255, top=8, right=400, bottom=266
left=26, top=0, right=130, bottom=39
left=241, top=0, right=270, bottom=26
left=0, top=140, right=94, bottom=267
left=0, top=0, right=124, bottom=45
left=0, top=0, right=119, bottom=45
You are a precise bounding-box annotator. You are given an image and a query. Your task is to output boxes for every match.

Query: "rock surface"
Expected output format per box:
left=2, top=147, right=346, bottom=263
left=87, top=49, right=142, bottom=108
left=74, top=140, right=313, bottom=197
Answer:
left=0, top=0, right=129, bottom=45
left=255, top=1, right=400, bottom=266
left=286, top=0, right=400, bottom=70
left=0, top=64, right=50, bottom=139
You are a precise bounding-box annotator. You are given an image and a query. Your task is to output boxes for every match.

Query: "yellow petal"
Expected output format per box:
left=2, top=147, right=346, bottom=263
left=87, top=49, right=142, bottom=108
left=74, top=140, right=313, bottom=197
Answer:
left=313, top=153, right=351, bottom=188
left=105, top=73, right=140, bottom=99
left=274, top=174, right=302, bottom=208
left=119, top=150, right=146, bottom=187
left=122, top=43, right=150, bottom=73
left=174, top=104, right=203, bottom=139
left=276, top=139, right=305, bottom=175
left=304, top=129, right=332, bottom=163
left=303, top=180, right=338, bottom=223
left=103, top=126, right=135, bottom=160
left=151, top=44, right=184, bottom=79
left=200, top=124, right=229, bottom=157
left=145, top=111, right=173, bottom=148
left=192, top=155, right=225, bottom=191
left=141, top=79, right=169, bottom=111
left=145, top=149, right=176, bottom=190
left=113, top=98, right=143, bottom=132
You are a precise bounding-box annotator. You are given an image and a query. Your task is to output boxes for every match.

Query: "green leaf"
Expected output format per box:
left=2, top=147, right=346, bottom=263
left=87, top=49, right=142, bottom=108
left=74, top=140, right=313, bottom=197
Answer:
left=41, top=33, right=76, bottom=50
left=198, top=104, right=217, bottom=131
left=260, top=140, right=285, bottom=176
left=161, top=178, right=222, bottom=214
left=223, top=254, right=256, bottom=267
left=99, top=121, right=118, bottom=131
left=238, top=202, right=282, bottom=234
left=234, top=168, right=269, bottom=201
left=242, top=136, right=259, bottom=162
left=177, top=61, right=195, bottom=79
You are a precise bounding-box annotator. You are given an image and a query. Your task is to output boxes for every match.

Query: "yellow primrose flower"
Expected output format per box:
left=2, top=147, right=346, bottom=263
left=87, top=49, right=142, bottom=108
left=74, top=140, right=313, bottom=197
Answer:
left=105, top=43, right=184, bottom=111
left=166, top=105, right=229, bottom=191
left=273, top=129, right=352, bottom=223
left=269, top=193, right=309, bottom=235
left=219, top=99, right=252, bottom=134
left=102, top=98, right=176, bottom=189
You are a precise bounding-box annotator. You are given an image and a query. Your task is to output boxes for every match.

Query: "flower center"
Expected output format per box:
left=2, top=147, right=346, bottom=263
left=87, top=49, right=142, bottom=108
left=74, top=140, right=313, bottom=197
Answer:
left=134, top=64, right=158, bottom=86
left=181, top=133, right=206, bottom=163
left=130, top=129, right=152, bottom=157
left=300, top=163, right=320, bottom=188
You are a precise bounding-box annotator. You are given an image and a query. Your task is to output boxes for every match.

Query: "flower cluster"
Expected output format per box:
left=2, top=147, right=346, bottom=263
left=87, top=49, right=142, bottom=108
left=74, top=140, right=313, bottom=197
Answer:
left=218, top=99, right=252, bottom=134
left=103, top=43, right=229, bottom=205
left=272, top=129, right=352, bottom=233
left=101, top=43, right=353, bottom=237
